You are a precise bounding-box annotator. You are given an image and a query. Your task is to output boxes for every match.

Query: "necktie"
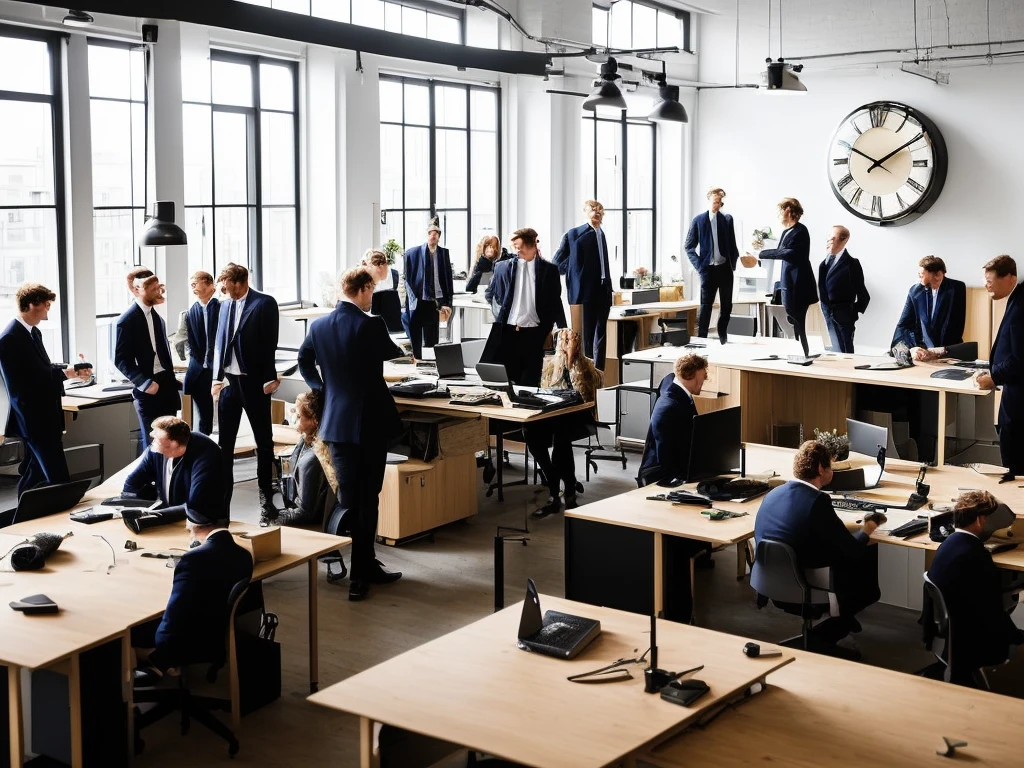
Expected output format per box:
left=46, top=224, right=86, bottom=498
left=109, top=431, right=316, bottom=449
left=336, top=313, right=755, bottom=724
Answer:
left=153, top=312, right=171, bottom=371
left=596, top=228, right=607, bottom=283
left=31, top=326, right=49, bottom=363
left=225, top=299, right=238, bottom=369
left=712, top=215, right=722, bottom=264
left=825, top=254, right=835, bottom=272
left=424, top=249, right=435, bottom=301
left=927, top=289, right=934, bottom=320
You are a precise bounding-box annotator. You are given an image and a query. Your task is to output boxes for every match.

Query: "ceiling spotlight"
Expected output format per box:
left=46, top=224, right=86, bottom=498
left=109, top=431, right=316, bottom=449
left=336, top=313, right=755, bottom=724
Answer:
left=62, top=9, right=94, bottom=27
left=762, top=58, right=806, bottom=93
left=138, top=202, right=188, bottom=248
left=583, top=57, right=626, bottom=111
left=648, top=71, right=688, bottom=123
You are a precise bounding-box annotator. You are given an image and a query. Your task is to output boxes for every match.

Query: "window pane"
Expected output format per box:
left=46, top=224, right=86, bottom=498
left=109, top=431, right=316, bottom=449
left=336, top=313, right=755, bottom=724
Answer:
left=437, top=210, right=467, bottom=272
left=383, top=2, right=401, bottom=32
left=380, top=210, right=404, bottom=260
left=0, top=208, right=60, bottom=310
left=91, top=100, right=133, bottom=207
left=260, top=63, right=294, bottom=111
left=580, top=118, right=595, bottom=199
left=261, top=112, right=296, bottom=205
left=428, top=14, right=461, bottom=44
left=0, top=37, right=50, bottom=95
left=214, top=207, right=252, bottom=269
left=88, top=45, right=131, bottom=100
left=380, top=124, right=403, bottom=210
left=404, top=83, right=430, bottom=126
left=130, top=47, right=146, bottom=101
left=657, top=10, right=680, bottom=48
left=273, top=0, right=310, bottom=12
left=211, top=60, right=253, bottom=107
left=353, top=0, right=384, bottom=28
left=404, top=211, right=430, bottom=251
left=261, top=207, right=297, bottom=299
left=436, top=85, right=466, bottom=128
left=183, top=104, right=213, bottom=206
left=595, top=120, right=622, bottom=209
left=312, top=0, right=350, bottom=22
left=379, top=79, right=403, bottom=122
left=0, top=101, right=56, bottom=206
left=601, top=209, right=623, bottom=275
left=627, top=210, right=654, bottom=272
left=470, top=131, right=496, bottom=217
left=181, top=47, right=210, bottom=103
left=632, top=3, right=657, bottom=49
left=627, top=123, right=653, bottom=208
left=470, top=89, right=496, bottom=131
left=213, top=111, right=250, bottom=204
left=402, top=7, right=427, bottom=37
left=404, top=126, right=430, bottom=208
left=132, top=103, right=146, bottom=206
left=93, top=209, right=142, bottom=315
left=593, top=8, right=608, bottom=47
left=435, top=129, right=467, bottom=208
left=184, top=207, right=214, bottom=277
left=610, top=1, right=632, bottom=49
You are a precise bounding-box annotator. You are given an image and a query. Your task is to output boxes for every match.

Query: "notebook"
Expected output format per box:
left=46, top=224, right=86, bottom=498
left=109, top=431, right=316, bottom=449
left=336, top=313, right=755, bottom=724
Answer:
left=516, top=578, right=601, bottom=660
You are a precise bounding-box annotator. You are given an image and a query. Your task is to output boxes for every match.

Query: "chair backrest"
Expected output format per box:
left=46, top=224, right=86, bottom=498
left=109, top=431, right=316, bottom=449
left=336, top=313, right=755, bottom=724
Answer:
left=729, top=315, right=757, bottom=337
left=750, top=538, right=811, bottom=605
left=764, top=305, right=796, bottom=339
left=922, top=572, right=951, bottom=677
left=210, top=577, right=252, bottom=675
left=461, top=338, right=487, bottom=369
left=64, top=443, right=104, bottom=487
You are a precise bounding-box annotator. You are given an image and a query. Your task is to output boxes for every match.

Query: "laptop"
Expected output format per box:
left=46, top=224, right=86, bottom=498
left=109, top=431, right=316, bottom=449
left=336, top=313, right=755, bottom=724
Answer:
left=516, top=578, right=601, bottom=660
left=855, top=342, right=914, bottom=371
left=14, top=478, right=95, bottom=525
left=434, top=343, right=466, bottom=380
left=476, top=362, right=509, bottom=388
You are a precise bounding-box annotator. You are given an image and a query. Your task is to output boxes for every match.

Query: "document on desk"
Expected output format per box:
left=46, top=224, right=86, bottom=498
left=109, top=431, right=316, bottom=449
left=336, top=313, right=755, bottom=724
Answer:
left=63, top=383, right=135, bottom=399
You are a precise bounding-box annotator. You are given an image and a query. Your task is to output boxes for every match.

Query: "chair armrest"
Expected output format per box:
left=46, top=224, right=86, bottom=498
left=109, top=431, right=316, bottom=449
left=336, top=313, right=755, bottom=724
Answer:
left=804, top=567, right=834, bottom=592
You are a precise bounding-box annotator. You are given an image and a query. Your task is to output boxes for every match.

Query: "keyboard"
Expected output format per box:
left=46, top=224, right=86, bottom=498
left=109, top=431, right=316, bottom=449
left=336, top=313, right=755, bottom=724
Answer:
left=930, top=368, right=974, bottom=381
left=888, top=518, right=928, bottom=538
left=534, top=611, right=595, bottom=651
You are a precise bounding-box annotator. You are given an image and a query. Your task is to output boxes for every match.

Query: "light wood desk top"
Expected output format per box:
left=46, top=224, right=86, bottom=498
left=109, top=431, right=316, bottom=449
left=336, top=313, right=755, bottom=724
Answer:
left=641, top=647, right=1024, bottom=767
left=309, top=596, right=794, bottom=768
left=281, top=306, right=331, bottom=321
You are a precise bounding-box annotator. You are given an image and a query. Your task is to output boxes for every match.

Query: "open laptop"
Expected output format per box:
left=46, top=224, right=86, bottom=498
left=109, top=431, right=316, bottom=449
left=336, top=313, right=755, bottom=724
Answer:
left=517, top=578, right=601, bottom=660
left=855, top=342, right=915, bottom=371
left=476, top=362, right=509, bottom=388
left=434, top=343, right=467, bottom=380
left=13, top=478, right=95, bottom=525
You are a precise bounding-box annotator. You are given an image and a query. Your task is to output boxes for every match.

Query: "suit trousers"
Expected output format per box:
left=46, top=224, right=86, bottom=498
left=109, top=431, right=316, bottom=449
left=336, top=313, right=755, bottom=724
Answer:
left=218, top=373, right=275, bottom=507
left=821, top=304, right=856, bottom=354
left=581, top=291, right=612, bottom=370
left=998, top=420, right=1024, bottom=477
left=524, top=413, right=586, bottom=497
left=133, top=370, right=181, bottom=450
left=405, top=301, right=440, bottom=359
left=697, top=263, right=734, bottom=341
left=17, top=434, right=70, bottom=497
left=782, top=292, right=811, bottom=358
left=327, top=440, right=387, bottom=581
left=189, top=367, right=215, bottom=436
left=495, top=325, right=547, bottom=387
left=812, top=547, right=880, bottom=645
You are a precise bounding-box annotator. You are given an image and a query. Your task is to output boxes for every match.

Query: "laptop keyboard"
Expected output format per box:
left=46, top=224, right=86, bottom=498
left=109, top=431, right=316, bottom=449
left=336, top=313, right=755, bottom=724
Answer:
left=533, top=611, right=593, bottom=650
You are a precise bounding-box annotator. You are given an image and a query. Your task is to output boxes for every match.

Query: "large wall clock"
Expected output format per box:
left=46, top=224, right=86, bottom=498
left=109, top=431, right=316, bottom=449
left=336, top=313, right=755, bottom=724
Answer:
left=826, top=101, right=947, bottom=226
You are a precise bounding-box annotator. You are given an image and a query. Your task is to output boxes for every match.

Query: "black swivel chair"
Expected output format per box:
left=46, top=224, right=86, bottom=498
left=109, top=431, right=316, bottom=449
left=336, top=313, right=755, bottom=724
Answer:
left=728, top=315, right=757, bottom=337
left=134, top=578, right=251, bottom=758
left=64, top=442, right=105, bottom=487
left=921, top=573, right=953, bottom=682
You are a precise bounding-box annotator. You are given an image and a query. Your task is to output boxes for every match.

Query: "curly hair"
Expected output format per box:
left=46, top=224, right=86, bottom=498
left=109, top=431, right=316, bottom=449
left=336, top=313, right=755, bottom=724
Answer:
left=792, top=440, right=831, bottom=482
left=953, top=489, right=998, bottom=528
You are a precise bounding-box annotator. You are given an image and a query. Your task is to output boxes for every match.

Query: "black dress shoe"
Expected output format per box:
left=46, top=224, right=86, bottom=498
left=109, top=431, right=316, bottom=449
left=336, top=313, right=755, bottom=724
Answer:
left=482, top=459, right=496, bottom=484
left=1000, top=472, right=1016, bottom=484
left=563, top=494, right=579, bottom=510
left=348, top=580, right=369, bottom=601
left=365, top=561, right=402, bottom=584
left=530, top=496, right=562, bottom=520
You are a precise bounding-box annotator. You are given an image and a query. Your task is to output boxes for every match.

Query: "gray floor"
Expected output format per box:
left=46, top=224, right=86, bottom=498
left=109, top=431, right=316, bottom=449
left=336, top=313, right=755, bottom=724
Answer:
left=10, top=448, right=942, bottom=766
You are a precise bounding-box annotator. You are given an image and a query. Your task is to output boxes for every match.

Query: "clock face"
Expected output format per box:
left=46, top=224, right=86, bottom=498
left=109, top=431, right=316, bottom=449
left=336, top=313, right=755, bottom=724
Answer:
left=827, top=101, right=948, bottom=226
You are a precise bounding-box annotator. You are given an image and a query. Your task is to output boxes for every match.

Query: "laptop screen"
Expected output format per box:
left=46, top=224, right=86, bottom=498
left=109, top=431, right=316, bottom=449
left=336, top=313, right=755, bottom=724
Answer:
left=433, top=343, right=465, bottom=378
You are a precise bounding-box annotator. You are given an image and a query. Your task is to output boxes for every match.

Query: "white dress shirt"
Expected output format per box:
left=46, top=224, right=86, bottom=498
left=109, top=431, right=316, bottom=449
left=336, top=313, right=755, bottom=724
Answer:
left=930, top=286, right=939, bottom=318
left=508, top=258, right=539, bottom=327
left=15, top=317, right=34, bottom=336
left=135, top=298, right=164, bottom=375
left=791, top=477, right=820, bottom=493
left=224, top=290, right=248, bottom=376
left=591, top=224, right=607, bottom=282
left=164, top=455, right=175, bottom=502
left=429, top=247, right=444, bottom=299
left=199, top=299, right=212, bottom=369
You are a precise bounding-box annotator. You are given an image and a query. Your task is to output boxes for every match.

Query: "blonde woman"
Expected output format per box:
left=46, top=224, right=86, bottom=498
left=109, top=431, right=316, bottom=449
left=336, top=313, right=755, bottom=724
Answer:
left=466, top=234, right=511, bottom=293
left=528, top=328, right=603, bottom=518
left=270, top=389, right=338, bottom=527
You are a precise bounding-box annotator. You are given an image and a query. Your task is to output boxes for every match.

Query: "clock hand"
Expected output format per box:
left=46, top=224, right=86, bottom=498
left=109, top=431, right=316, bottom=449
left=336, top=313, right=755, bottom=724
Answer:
left=846, top=146, right=893, bottom=174
left=867, top=132, right=924, bottom=173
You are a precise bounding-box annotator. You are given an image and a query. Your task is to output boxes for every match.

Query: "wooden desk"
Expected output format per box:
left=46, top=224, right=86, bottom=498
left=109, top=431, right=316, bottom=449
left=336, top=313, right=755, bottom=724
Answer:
left=641, top=647, right=1024, bottom=767
left=60, top=388, right=137, bottom=480
left=309, top=597, right=794, bottom=768
left=0, top=466, right=348, bottom=767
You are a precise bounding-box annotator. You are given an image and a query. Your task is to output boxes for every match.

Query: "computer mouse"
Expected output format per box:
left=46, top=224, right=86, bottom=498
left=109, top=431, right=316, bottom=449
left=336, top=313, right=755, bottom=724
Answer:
left=657, top=477, right=685, bottom=488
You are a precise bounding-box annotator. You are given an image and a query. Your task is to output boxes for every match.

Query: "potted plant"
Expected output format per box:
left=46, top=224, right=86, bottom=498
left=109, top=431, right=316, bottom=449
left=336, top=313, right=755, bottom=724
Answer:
left=743, top=226, right=774, bottom=268
left=383, top=238, right=402, bottom=265
left=633, top=266, right=650, bottom=287
left=814, top=428, right=850, bottom=462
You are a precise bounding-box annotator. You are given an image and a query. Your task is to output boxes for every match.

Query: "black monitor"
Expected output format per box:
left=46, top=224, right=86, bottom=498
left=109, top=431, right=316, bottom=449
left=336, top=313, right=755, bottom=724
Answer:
left=687, top=406, right=742, bottom=482
left=631, top=288, right=661, bottom=306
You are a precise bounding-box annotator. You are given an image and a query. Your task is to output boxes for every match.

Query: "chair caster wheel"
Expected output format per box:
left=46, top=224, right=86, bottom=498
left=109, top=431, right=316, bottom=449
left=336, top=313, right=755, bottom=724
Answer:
left=228, top=740, right=240, bottom=757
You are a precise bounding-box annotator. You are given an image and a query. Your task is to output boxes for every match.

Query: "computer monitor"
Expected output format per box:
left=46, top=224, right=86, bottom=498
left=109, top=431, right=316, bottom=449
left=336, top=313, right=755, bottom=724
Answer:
left=631, top=288, right=661, bottom=306
left=846, top=418, right=888, bottom=458
left=433, top=343, right=465, bottom=379
left=687, top=406, right=742, bottom=482
left=13, top=478, right=94, bottom=525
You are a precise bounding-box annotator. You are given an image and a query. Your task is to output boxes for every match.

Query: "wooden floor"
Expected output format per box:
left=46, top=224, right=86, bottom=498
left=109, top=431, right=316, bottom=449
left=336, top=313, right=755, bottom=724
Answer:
left=5, top=451, right=987, bottom=765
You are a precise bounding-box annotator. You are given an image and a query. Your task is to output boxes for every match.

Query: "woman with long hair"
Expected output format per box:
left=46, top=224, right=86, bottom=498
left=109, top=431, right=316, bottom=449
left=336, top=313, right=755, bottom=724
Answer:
left=362, top=249, right=404, bottom=332
left=272, top=389, right=338, bottom=527
left=466, top=233, right=510, bottom=293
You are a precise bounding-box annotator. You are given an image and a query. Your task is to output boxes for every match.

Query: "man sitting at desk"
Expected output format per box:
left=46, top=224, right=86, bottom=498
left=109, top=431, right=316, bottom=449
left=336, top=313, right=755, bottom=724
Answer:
left=754, top=441, right=881, bottom=655
left=637, top=353, right=707, bottom=487
left=892, top=256, right=966, bottom=358
left=928, top=490, right=1024, bottom=686
left=122, top=416, right=225, bottom=522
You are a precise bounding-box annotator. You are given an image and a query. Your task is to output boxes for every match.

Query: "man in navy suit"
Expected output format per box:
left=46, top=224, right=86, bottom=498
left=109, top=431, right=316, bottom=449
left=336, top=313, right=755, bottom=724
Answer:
left=685, top=188, right=740, bottom=342
left=402, top=217, right=453, bottom=359
left=754, top=441, right=881, bottom=652
left=483, top=227, right=567, bottom=386
left=181, top=271, right=220, bottom=436
left=299, top=267, right=405, bottom=601
left=976, top=255, right=1023, bottom=481
left=0, top=283, right=92, bottom=496
left=818, top=226, right=870, bottom=353
left=749, top=198, right=818, bottom=359
left=133, top=503, right=253, bottom=672
left=638, top=354, right=707, bottom=487
left=553, top=200, right=613, bottom=369
left=212, top=263, right=280, bottom=517
left=115, top=271, right=181, bottom=450
left=122, top=416, right=225, bottom=522
left=892, top=256, right=966, bottom=355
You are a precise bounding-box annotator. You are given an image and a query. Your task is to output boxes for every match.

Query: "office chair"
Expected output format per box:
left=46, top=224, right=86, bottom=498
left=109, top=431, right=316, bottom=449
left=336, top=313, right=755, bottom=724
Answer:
left=64, top=443, right=104, bottom=487
left=750, top=538, right=837, bottom=651
left=764, top=305, right=796, bottom=339
left=275, top=453, right=349, bottom=583
left=727, top=315, right=757, bottom=337
left=134, top=578, right=251, bottom=758
left=921, top=573, right=952, bottom=682
left=571, top=390, right=627, bottom=481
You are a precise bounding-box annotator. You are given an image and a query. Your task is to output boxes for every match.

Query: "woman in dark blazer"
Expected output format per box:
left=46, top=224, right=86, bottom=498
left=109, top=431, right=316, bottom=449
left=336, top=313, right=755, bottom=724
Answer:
left=275, top=389, right=338, bottom=527
left=363, top=249, right=404, bottom=333
left=466, top=234, right=511, bottom=293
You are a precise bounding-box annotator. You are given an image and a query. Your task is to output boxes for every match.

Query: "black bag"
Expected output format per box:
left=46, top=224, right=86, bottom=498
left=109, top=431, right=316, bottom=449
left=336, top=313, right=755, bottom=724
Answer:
left=237, top=630, right=281, bottom=715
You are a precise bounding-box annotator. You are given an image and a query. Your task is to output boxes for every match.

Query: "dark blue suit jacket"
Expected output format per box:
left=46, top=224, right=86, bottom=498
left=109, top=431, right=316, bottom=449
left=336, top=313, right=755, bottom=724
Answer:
left=553, top=223, right=613, bottom=304
left=114, top=303, right=177, bottom=393
left=929, top=531, right=1021, bottom=680
left=990, top=286, right=1024, bottom=425
left=182, top=298, right=220, bottom=395
left=759, top=223, right=818, bottom=311
left=298, top=301, right=404, bottom=445
left=403, top=244, right=454, bottom=313
left=684, top=211, right=739, bottom=272
left=154, top=530, right=253, bottom=667
left=485, top=256, right=567, bottom=330
left=0, top=320, right=66, bottom=440
left=213, top=289, right=280, bottom=386
left=754, top=481, right=869, bottom=570
left=638, top=374, right=697, bottom=484
left=122, top=431, right=225, bottom=521
left=818, top=250, right=870, bottom=320
left=891, top=278, right=966, bottom=350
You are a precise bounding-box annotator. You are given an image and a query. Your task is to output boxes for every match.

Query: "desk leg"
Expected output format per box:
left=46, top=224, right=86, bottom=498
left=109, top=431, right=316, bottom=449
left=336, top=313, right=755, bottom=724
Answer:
left=69, top=653, right=83, bottom=768
left=496, top=431, right=504, bottom=502
left=936, top=391, right=947, bottom=465
left=8, top=665, right=23, bottom=768
left=653, top=532, right=664, bottom=617
left=308, top=558, right=319, bottom=693
left=123, top=633, right=134, bottom=764
left=359, top=716, right=379, bottom=768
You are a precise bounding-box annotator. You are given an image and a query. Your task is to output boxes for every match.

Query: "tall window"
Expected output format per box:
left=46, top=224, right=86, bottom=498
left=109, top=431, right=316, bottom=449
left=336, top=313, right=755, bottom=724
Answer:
left=182, top=52, right=300, bottom=300
left=593, top=1, right=688, bottom=52
left=581, top=108, right=656, bottom=274
left=0, top=27, right=67, bottom=359
left=379, top=76, right=499, bottom=271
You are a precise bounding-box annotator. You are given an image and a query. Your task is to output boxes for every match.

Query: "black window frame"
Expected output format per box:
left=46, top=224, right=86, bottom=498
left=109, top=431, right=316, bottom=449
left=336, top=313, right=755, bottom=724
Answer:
left=592, top=1, right=692, bottom=53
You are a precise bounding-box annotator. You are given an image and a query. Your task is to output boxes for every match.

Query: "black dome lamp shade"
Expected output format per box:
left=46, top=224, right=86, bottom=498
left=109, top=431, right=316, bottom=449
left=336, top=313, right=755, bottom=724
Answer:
left=138, top=201, right=187, bottom=247
left=582, top=57, right=626, bottom=111
left=648, top=73, right=687, bottom=123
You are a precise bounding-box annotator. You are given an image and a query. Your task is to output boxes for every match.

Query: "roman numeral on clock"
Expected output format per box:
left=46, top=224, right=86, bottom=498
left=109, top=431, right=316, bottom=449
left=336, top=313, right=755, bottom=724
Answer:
left=851, top=188, right=863, bottom=208
left=838, top=139, right=853, bottom=151
left=896, top=193, right=908, bottom=211
left=869, top=106, right=889, bottom=128
left=912, top=159, right=929, bottom=167
left=837, top=173, right=854, bottom=190
left=833, top=157, right=849, bottom=165
left=871, top=196, right=882, bottom=218
left=906, top=178, right=926, bottom=194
